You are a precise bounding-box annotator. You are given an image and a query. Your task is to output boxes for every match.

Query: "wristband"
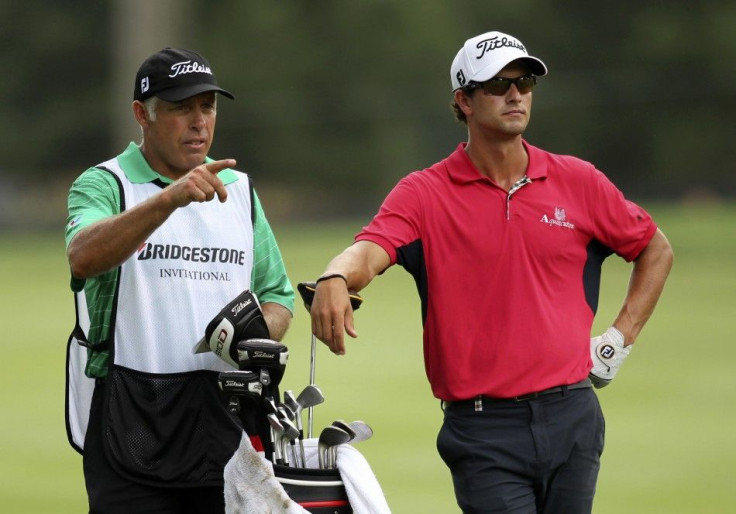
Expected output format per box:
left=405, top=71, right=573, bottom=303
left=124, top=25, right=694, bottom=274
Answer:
left=316, top=273, right=347, bottom=285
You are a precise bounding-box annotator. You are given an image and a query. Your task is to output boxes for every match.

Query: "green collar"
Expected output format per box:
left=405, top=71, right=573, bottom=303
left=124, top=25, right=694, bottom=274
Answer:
left=117, top=142, right=238, bottom=185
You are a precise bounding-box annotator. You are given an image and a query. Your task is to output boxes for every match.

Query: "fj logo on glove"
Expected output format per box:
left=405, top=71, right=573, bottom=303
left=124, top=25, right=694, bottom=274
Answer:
left=599, top=344, right=615, bottom=360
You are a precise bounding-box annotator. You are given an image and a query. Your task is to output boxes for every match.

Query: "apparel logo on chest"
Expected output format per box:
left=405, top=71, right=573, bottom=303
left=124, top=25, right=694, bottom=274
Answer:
left=539, top=207, right=575, bottom=230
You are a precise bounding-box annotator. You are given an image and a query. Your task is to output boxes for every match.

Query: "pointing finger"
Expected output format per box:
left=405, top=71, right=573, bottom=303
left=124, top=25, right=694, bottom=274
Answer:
left=205, top=159, right=236, bottom=176
left=204, top=159, right=235, bottom=202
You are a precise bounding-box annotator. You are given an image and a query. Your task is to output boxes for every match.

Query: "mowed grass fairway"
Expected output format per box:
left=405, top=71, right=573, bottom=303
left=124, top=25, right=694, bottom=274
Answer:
left=1, top=202, right=734, bottom=513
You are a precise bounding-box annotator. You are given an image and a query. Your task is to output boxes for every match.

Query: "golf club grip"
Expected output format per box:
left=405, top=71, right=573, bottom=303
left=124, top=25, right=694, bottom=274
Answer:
left=297, top=282, right=363, bottom=313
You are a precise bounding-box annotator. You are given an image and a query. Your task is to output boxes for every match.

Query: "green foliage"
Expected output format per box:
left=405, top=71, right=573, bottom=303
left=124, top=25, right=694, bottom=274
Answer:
left=0, top=1, right=110, bottom=170
left=2, top=1, right=735, bottom=220
left=1, top=202, right=735, bottom=512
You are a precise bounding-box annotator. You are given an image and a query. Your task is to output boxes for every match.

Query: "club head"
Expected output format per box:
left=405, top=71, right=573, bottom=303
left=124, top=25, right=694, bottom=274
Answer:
left=264, top=396, right=279, bottom=416
left=283, top=390, right=300, bottom=416
left=317, top=425, right=352, bottom=469
left=348, top=420, right=373, bottom=443
left=267, top=413, right=284, bottom=434
left=296, top=384, right=325, bottom=410
left=279, top=404, right=296, bottom=422
left=331, top=420, right=356, bottom=442
left=274, top=406, right=299, bottom=440
left=280, top=417, right=300, bottom=441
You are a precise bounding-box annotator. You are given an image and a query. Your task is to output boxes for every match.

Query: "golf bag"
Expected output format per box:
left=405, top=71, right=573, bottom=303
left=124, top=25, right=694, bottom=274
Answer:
left=219, top=339, right=352, bottom=514
left=274, top=464, right=351, bottom=514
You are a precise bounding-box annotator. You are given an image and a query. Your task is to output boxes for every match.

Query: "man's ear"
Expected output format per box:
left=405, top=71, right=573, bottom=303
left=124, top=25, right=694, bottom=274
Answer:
left=132, top=100, right=150, bottom=128
left=454, top=89, right=473, bottom=118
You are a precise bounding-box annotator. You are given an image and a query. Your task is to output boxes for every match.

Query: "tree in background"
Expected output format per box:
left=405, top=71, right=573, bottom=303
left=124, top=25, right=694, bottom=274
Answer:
left=1, top=1, right=734, bottom=227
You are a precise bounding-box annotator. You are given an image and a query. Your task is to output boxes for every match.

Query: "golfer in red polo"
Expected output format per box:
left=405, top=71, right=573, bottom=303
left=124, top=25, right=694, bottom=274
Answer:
left=309, top=30, right=673, bottom=513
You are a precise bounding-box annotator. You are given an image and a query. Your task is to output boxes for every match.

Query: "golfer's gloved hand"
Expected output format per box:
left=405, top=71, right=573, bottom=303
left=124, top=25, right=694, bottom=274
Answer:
left=589, top=326, right=631, bottom=388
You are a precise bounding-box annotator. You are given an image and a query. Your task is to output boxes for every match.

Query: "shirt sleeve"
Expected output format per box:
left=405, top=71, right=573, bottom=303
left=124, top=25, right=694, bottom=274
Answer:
left=355, top=174, right=423, bottom=265
left=250, top=190, right=295, bottom=313
left=588, top=168, right=657, bottom=262
left=65, top=168, right=121, bottom=247
left=65, top=168, right=122, bottom=292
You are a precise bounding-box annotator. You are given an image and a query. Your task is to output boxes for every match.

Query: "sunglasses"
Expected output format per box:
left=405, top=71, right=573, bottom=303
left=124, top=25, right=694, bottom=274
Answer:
left=467, top=75, right=537, bottom=96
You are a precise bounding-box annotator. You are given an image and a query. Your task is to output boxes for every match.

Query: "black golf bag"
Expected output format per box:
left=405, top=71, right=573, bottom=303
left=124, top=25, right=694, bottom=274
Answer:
left=218, top=339, right=352, bottom=514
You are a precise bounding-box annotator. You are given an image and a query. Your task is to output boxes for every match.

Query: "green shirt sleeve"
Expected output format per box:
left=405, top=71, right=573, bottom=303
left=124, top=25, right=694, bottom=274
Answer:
left=65, top=167, right=122, bottom=378
left=65, top=167, right=121, bottom=248
left=66, top=167, right=121, bottom=293
left=250, top=190, right=295, bottom=313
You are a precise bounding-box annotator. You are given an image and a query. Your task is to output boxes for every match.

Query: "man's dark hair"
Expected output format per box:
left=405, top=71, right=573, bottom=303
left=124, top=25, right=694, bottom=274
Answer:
left=451, top=87, right=476, bottom=124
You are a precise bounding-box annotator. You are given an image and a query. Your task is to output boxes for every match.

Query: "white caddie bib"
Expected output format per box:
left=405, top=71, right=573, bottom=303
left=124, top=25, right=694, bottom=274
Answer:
left=106, top=159, right=255, bottom=374
left=66, top=157, right=256, bottom=456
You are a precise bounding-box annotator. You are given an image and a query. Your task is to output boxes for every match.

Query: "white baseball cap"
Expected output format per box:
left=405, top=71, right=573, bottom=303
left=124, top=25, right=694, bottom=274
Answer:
left=450, top=31, right=547, bottom=91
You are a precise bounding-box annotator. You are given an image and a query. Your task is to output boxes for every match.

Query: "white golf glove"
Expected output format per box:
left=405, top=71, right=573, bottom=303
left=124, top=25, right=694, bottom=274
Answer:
left=589, top=326, right=631, bottom=388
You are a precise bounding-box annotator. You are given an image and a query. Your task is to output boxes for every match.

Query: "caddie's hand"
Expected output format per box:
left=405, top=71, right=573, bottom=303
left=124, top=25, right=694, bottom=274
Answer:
left=165, top=159, right=235, bottom=208
left=311, top=276, right=358, bottom=355
left=589, top=326, right=632, bottom=388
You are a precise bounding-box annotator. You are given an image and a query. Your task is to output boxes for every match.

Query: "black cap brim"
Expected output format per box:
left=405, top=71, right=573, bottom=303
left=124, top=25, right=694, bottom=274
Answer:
left=155, top=83, right=235, bottom=102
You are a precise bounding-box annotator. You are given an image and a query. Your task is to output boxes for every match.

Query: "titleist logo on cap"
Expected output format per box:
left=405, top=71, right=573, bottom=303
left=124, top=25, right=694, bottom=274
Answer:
left=133, top=48, right=235, bottom=102
left=474, top=36, right=527, bottom=60
left=169, top=60, right=213, bottom=78
left=450, top=31, right=547, bottom=91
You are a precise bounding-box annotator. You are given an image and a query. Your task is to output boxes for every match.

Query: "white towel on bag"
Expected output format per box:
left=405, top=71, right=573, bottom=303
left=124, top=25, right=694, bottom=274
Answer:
left=225, top=433, right=391, bottom=513
left=224, top=432, right=309, bottom=513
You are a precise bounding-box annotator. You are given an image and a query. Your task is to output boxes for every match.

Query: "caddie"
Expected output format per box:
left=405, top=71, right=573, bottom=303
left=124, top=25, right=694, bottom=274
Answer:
left=64, top=48, right=294, bottom=513
left=308, top=30, right=673, bottom=513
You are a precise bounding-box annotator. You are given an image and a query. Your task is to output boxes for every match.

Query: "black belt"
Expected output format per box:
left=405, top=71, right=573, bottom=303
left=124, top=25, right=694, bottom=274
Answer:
left=442, top=378, right=592, bottom=412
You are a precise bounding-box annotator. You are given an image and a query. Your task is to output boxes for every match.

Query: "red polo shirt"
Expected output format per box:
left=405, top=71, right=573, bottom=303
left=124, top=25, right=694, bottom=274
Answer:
left=356, top=142, right=656, bottom=400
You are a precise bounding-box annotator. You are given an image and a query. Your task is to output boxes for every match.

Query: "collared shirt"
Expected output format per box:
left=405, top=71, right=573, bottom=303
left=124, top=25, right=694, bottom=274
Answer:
left=65, top=143, right=294, bottom=378
left=356, top=141, right=656, bottom=400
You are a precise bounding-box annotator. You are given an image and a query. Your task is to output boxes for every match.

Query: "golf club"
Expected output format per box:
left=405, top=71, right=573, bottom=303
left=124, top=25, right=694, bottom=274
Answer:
left=282, top=390, right=306, bottom=466
left=295, top=384, right=324, bottom=447
left=277, top=406, right=300, bottom=467
left=317, top=425, right=352, bottom=470
left=267, top=412, right=284, bottom=465
left=296, top=282, right=363, bottom=438
left=308, top=332, right=317, bottom=438
left=348, top=420, right=373, bottom=444
left=329, top=420, right=356, bottom=467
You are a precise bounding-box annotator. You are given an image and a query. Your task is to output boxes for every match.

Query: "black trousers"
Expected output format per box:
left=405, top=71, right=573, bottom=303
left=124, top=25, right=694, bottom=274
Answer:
left=437, top=387, right=604, bottom=514
left=83, top=382, right=226, bottom=514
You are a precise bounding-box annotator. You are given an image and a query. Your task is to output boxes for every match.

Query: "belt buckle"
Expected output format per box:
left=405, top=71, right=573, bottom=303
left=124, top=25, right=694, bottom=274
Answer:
left=513, top=391, right=539, bottom=402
